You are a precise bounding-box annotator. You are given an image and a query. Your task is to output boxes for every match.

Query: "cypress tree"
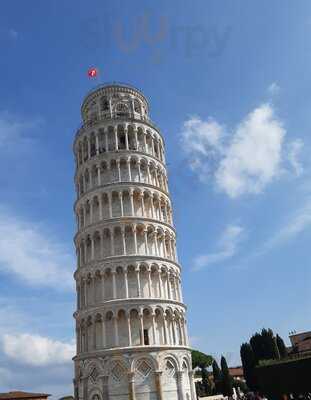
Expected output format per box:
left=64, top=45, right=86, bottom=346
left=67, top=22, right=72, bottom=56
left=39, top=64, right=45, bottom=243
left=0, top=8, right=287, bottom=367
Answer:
left=212, top=359, right=223, bottom=394
left=250, top=332, right=265, bottom=362
left=221, top=356, right=233, bottom=397
left=276, top=334, right=288, bottom=358
left=240, top=342, right=258, bottom=391
left=261, top=328, right=280, bottom=360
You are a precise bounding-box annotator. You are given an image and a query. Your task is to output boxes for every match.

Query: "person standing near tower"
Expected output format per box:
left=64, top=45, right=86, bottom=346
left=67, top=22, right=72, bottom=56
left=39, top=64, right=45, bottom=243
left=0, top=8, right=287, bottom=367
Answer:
left=73, top=83, right=196, bottom=400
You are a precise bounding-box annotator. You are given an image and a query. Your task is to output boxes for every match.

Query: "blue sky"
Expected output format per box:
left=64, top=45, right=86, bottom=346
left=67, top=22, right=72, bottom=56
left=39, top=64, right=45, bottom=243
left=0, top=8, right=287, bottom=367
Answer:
left=0, top=1, right=311, bottom=397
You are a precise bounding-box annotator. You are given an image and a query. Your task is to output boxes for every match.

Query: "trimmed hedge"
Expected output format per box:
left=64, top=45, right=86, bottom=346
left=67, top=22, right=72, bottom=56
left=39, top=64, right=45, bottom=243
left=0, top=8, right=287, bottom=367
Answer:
left=255, top=355, right=311, bottom=397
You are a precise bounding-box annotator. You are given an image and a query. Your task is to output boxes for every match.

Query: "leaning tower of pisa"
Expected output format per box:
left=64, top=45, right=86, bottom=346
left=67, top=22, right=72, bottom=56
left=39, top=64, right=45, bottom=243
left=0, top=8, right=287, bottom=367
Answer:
left=73, top=83, right=196, bottom=400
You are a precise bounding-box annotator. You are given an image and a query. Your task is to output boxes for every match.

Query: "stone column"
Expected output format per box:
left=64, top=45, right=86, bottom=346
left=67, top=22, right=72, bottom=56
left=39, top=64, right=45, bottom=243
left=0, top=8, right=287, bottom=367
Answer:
left=177, top=371, right=185, bottom=400
left=97, top=165, right=101, bottom=186
left=127, top=314, right=132, bottom=346
left=127, top=158, right=132, bottom=181
left=105, top=130, right=108, bottom=152
left=163, top=313, right=168, bottom=345
left=113, top=316, right=119, bottom=346
left=139, top=313, right=144, bottom=345
left=108, top=193, right=113, bottom=218
left=158, top=271, right=162, bottom=298
left=117, top=160, right=121, bottom=182
left=102, top=319, right=106, bottom=347
left=100, top=231, right=104, bottom=259
left=82, top=376, right=88, bottom=400
left=125, top=127, right=129, bottom=150
left=91, top=237, right=95, bottom=260
left=154, top=232, right=159, bottom=256
left=155, top=371, right=163, bottom=400
left=143, top=132, right=147, bottom=152
left=95, top=133, right=99, bottom=155
left=167, top=274, right=171, bottom=299
left=136, top=269, right=141, bottom=297
left=133, top=225, right=138, bottom=254
left=112, top=271, right=117, bottom=299
left=130, top=190, right=134, bottom=216
left=189, top=370, right=197, bottom=400
left=122, top=228, right=126, bottom=255
left=128, top=372, right=136, bottom=400
left=101, top=274, right=105, bottom=301
left=151, top=313, right=156, bottom=344
left=162, top=236, right=167, bottom=258
left=99, top=195, right=103, bottom=220
left=140, top=193, right=145, bottom=217
left=147, top=164, right=151, bottom=184
left=110, top=228, right=115, bottom=256
left=102, top=376, right=109, bottom=400
left=151, top=196, right=155, bottom=218
left=124, top=271, right=129, bottom=298
left=144, top=230, right=148, bottom=255
left=148, top=270, right=152, bottom=297
left=119, top=192, right=124, bottom=216
left=114, top=127, right=118, bottom=151
left=134, top=128, right=138, bottom=150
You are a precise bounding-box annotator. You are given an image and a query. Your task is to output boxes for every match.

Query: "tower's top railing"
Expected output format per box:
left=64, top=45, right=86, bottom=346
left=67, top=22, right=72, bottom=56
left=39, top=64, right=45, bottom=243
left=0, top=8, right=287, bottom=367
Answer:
left=84, top=81, right=146, bottom=98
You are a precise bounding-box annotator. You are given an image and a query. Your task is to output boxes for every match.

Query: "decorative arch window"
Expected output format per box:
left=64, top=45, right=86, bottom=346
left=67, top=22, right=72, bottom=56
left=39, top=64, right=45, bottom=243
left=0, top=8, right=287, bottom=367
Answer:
left=134, top=99, right=141, bottom=113
left=115, top=102, right=129, bottom=117
left=101, top=97, right=109, bottom=111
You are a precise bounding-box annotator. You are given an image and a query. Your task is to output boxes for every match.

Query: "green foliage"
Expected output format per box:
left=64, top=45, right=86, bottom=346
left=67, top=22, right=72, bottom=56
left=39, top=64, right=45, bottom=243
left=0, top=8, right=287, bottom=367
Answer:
left=249, top=328, right=281, bottom=363
left=241, top=328, right=301, bottom=396
left=191, top=349, right=213, bottom=369
left=250, top=332, right=265, bottom=363
left=192, top=350, right=213, bottom=397
left=240, top=342, right=258, bottom=391
left=276, top=334, right=288, bottom=358
left=212, top=359, right=223, bottom=394
left=261, top=328, right=280, bottom=360
left=221, top=356, right=233, bottom=397
left=255, top=355, right=311, bottom=397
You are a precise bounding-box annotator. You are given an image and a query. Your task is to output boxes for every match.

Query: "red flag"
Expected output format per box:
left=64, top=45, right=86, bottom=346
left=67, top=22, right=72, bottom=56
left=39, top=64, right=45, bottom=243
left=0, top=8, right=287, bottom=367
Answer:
left=87, top=68, right=98, bottom=78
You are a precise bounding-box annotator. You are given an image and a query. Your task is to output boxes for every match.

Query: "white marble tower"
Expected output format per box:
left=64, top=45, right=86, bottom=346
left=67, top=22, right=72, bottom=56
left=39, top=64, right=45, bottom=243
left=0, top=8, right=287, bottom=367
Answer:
left=73, top=83, right=196, bottom=400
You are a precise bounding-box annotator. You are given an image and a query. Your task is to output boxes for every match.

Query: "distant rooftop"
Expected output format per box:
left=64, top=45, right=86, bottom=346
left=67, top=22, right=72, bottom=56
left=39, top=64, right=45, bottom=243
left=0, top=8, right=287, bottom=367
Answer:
left=0, top=392, right=50, bottom=400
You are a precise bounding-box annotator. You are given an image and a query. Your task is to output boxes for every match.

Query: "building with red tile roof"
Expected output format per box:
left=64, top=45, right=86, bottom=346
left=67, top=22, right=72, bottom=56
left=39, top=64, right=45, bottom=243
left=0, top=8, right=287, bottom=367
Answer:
left=0, top=392, right=50, bottom=400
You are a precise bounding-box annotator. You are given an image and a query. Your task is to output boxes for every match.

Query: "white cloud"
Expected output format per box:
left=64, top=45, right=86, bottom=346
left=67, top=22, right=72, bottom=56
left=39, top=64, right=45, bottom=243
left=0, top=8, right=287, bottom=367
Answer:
left=0, top=111, right=40, bottom=154
left=0, top=207, right=74, bottom=290
left=181, top=115, right=225, bottom=182
left=264, top=197, right=311, bottom=250
left=216, top=104, right=285, bottom=197
left=268, top=82, right=280, bottom=95
left=287, top=139, right=304, bottom=176
left=2, top=333, right=75, bottom=366
left=181, top=103, right=302, bottom=198
left=193, top=224, right=244, bottom=271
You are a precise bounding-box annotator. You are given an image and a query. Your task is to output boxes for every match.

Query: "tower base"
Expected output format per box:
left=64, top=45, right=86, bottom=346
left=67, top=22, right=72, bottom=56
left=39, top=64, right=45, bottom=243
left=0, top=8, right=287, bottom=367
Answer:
left=74, top=348, right=196, bottom=400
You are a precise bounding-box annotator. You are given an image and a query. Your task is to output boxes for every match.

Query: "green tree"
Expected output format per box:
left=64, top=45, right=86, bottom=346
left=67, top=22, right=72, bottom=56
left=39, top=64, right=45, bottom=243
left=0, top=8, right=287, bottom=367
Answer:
left=212, top=359, right=223, bottom=394
left=240, top=342, right=258, bottom=391
left=221, top=356, right=233, bottom=397
left=250, top=332, right=265, bottom=362
left=201, top=368, right=212, bottom=396
left=191, top=350, right=213, bottom=369
left=261, top=328, right=280, bottom=360
left=276, top=334, right=288, bottom=358
left=192, top=350, right=213, bottom=396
